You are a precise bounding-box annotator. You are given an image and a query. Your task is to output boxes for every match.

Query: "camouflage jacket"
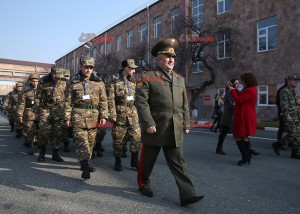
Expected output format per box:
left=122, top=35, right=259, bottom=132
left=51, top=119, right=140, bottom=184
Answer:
left=107, top=71, right=138, bottom=124
left=3, top=90, right=22, bottom=113
left=39, top=75, right=68, bottom=120
left=16, top=86, right=40, bottom=121
left=65, top=71, right=108, bottom=129
left=280, top=86, right=300, bottom=121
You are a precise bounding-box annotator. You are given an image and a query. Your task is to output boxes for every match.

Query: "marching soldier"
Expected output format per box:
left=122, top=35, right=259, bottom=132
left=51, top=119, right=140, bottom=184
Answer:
left=107, top=59, right=141, bottom=171
left=2, top=82, right=24, bottom=138
left=65, top=56, right=108, bottom=179
left=135, top=38, right=204, bottom=206
left=272, top=74, right=300, bottom=159
left=16, top=74, right=40, bottom=154
left=37, top=67, right=68, bottom=162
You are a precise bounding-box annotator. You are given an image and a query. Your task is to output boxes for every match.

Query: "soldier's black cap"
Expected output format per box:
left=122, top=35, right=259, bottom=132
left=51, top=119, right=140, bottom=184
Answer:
left=151, top=38, right=179, bottom=57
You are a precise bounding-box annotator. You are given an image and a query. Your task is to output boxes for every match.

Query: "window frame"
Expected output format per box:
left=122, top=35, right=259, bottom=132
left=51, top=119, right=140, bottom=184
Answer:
left=127, top=29, right=133, bottom=48
left=217, top=30, right=231, bottom=59
left=171, top=7, right=180, bottom=32
left=192, top=0, right=204, bottom=28
left=257, top=16, right=277, bottom=52
left=116, top=34, right=122, bottom=52
left=139, top=23, right=147, bottom=43
left=257, top=85, right=269, bottom=106
left=154, top=15, right=162, bottom=38
left=192, top=61, right=204, bottom=74
left=217, top=0, right=231, bottom=15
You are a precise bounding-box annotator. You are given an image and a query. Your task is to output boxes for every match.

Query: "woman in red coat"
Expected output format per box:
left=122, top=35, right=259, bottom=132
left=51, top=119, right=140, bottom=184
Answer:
left=227, top=73, right=258, bottom=165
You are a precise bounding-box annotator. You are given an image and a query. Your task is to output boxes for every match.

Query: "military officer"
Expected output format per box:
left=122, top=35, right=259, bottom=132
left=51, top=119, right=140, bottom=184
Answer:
left=65, top=56, right=108, bottom=179
left=107, top=59, right=141, bottom=171
left=16, top=74, right=40, bottom=154
left=135, top=38, right=204, bottom=206
left=37, top=67, right=68, bottom=162
left=272, top=74, right=300, bottom=159
left=2, top=90, right=15, bottom=132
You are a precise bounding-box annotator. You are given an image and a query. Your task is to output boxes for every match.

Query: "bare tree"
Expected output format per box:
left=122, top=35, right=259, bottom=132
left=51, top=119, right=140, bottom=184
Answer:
left=179, top=13, right=234, bottom=109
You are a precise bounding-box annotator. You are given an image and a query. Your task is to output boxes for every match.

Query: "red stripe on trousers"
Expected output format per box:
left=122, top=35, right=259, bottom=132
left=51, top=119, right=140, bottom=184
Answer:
left=137, top=144, right=145, bottom=188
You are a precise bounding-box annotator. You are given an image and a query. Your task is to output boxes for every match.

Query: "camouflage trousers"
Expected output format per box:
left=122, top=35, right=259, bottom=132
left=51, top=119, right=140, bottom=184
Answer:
left=7, top=112, right=14, bottom=127
left=280, top=120, right=300, bottom=148
left=38, top=119, right=66, bottom=149
left=96, top=126, right=106, bottom=145
left=111, top=123, right=141, bottom=157
left=23, top=120, right=39, bottom=145
left=74, top=127, right=97, bottom=161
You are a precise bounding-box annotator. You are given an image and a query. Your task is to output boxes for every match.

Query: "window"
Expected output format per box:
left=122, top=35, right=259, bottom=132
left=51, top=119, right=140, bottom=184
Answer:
left=217, top=30, right=231, bottom=59
left=171, top=7, right=180, bottom=32
left=154, top=16, right=162, bottom=38
left=140, top=23, right=147, bottom=43
left=116, top=34, right=122, bottom=52
left=107, top=42, right=112, bottom=54
left=257, top=85, right=277, bottom=106
left=257, top=16, right=277, bottom=52
left=99, top=43, right=104, bottom=57
left=192, top=0, right=204, bottom=27
left=192, top=61, right=204, bottom=73
left=217, top=0, right=231, bottom=14
left=127, top=29, right=133, bottom=48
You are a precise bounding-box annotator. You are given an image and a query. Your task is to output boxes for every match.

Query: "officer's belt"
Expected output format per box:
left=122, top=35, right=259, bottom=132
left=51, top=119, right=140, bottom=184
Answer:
left=116, top=101, right=134, bottom=107
left=73, top=103, right=98, bottom=109
left=151, top=108, right=183, bottom=114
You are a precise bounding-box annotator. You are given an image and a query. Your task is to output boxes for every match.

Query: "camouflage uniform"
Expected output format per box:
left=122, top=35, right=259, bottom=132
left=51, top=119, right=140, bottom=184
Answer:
left=107, top=59, right=141, bottom=171
left=65, top=58, right=108, bottom=165
left=273, top=74, right=300, bottom=159
left=2, top=92, right=15, bottom=131
left=4, top=83, right=24, bottom=137
left=16, top=74, right=40, bottom=152
left=37, top=68, right=68, bottom=162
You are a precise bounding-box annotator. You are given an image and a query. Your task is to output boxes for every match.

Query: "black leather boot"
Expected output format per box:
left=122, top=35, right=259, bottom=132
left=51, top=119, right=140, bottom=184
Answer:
left=114, top=157, right=122, bottom=171
left=15, top=129, right=22, bottom=138
left=80, top=159, right=91, bottom=179
left=52, top=148, right=64, bottom=162
left=272, top=142, right=281, bottom=155
left=236, top=140, right=251, bottom=165
left=37, top=146, right=46, bottom=162
left=291, top=149, right=300, bottom=159
left=23, top=137, right=31, bottom=147
left=10, top=124, right=14, bottom=132
left=249, top=142, right=260, bottom=156
left=121, top=145, right=127, bottom=158
left=94, top=141, right=103, bottom=157
left=63, top=141, right=70, bottom=152
left=216, top=146, right=226, bottom=155
left=80, top=161, right=96, bottom=172
left=131, top=152, right=139, bottom=169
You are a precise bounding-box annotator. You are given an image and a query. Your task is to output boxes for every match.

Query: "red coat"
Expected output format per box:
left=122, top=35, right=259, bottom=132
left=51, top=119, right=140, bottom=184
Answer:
left=230, top=86, right=257, bottom=138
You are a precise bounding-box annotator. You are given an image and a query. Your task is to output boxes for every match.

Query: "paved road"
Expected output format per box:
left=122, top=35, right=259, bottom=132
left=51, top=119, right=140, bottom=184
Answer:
left=0, top=114, right=299, bottom=214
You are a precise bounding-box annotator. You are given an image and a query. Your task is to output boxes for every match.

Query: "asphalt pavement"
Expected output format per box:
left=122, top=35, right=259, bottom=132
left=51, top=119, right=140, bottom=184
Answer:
left=0, top=114, right=299, bottom=214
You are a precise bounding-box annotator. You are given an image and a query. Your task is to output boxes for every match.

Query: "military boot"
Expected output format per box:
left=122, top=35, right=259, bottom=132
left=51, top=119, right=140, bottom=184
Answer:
left=23, top=138, right=31, bottom=148
left=80, top=162, right=96, bottom=172
left=63, top=141, right=70, bottom=152
left=131, top=152, right=139, bottom=169
left=80, top=159, right=91, bottom=179
left=15, top=129, right=22, bottom=139
left=10, top=124, right=14, bottom=132
left=114, top=157, right=122, bottom=171
left=272, top=142, right=281, bottom=155
left=37, top=146, right=46, bottom=162
left=94, top=142, right=103, bottom=157
left=29, top=143, right=37, bottom=155
left=291, top=149, right=300, bottom=159
left=121, top=146, right=127, bottom=158
left=52, top=148, right=64, bottom=162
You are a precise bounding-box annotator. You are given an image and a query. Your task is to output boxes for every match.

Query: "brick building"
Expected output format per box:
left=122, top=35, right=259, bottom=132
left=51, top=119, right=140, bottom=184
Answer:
left=55, top=0, right=300, bottom=121
left=0, top=58, right=53, bottom=97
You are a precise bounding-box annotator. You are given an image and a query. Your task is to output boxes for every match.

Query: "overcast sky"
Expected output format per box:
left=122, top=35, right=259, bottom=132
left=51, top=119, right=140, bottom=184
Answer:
left=0, top=0, right=156, bottom=64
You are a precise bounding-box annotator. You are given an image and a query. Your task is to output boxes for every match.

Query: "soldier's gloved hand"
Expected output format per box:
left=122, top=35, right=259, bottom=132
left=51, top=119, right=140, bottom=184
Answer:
left=296, top=99, right=300, bottom=105
left=184, top=129, right=190, bottom=134
left=287, top=116, right=292, bottom=123
left=18, top=116, right=23, bottom=124
left=146, top=126, right=156, bottom=134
